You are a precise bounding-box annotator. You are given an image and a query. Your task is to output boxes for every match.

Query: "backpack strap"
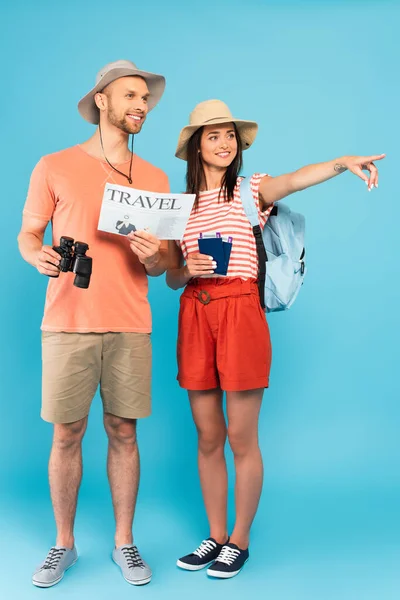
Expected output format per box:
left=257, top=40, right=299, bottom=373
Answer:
left=239, top=177, right=267, bottom=309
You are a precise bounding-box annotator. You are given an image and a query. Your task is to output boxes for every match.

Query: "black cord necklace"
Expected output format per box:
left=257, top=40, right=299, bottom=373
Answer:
left=99, top=122, right=134, bottom=184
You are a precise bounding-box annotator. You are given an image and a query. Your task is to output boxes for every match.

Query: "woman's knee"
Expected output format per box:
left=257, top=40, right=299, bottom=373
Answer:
left=197, top=425, right=227, bottom=456
left=227, top=425, right=258, bottom=458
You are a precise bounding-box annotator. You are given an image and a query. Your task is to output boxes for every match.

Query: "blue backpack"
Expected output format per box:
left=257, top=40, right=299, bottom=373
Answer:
left=240, top=177, right=306, bottom=313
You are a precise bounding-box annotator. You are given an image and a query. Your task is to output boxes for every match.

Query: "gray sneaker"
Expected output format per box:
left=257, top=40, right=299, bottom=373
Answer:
left=112, top=544, right=152, bottom=586
left=32, top=546, right=78, bottom=588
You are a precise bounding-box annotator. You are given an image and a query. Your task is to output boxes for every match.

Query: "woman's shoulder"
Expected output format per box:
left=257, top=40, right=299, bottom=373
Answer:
left=234, top=173, right=267, bottom=192
left=237, top=172, right=267, bottom=183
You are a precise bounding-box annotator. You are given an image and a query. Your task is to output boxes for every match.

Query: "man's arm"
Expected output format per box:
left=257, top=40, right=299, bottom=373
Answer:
left=144, top=240, right=169, bottom=277
left=258, top=154, right=385, bottom=207
left=128, top=231, right=169, bottom=277
left=18, top=215, right=60, bottom=276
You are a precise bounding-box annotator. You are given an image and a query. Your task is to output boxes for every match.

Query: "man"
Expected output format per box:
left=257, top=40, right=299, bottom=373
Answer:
left=18, top=60, right=169, bottom=588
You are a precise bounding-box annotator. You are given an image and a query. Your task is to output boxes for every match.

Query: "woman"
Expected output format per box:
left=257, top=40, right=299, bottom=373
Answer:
left=166, top=99, right=384, bottom=579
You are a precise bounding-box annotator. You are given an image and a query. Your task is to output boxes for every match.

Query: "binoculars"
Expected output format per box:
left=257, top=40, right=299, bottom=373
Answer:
left=52, top=236, right=92, bottom=289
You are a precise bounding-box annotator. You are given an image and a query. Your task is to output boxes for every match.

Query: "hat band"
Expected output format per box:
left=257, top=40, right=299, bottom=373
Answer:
left=200, top=116, right=234, bottom=125
left=188, top=115, right=235, bottom=127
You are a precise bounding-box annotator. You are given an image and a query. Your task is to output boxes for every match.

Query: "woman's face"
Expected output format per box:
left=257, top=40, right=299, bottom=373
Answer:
left=200, top=123, right=238, bottom=169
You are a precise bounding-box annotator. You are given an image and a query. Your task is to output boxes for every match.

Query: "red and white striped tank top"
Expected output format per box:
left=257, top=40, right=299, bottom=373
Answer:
left=179, top=173, right=273, bottom=280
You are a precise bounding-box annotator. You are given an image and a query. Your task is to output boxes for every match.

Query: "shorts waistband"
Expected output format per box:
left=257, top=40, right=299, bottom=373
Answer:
left=183, top=278, right=258, bottom=304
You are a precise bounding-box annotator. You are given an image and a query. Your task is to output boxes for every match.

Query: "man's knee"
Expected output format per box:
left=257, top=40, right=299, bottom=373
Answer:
left=104, top=414, right=137, bottom=446
left=53, top=418, right=87, bottom=450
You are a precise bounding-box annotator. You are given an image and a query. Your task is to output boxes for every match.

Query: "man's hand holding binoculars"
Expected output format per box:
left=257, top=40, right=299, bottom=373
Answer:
left=35, top=246, right=61, bottom=277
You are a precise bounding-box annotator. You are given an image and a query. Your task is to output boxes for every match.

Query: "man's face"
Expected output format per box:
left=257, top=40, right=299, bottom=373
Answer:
left=99, top=76, right=150, bottom=134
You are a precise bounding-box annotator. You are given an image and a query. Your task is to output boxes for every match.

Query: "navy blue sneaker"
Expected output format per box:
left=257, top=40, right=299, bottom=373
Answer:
left=207, top=543, right=249, bottom=578
left=177, top=538, right=227, bottom=571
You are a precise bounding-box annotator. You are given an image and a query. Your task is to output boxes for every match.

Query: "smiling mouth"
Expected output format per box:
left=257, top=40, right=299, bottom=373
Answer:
left=127, top=114, right=143, bottom=123
left=216, top=151, right=230, bottom=158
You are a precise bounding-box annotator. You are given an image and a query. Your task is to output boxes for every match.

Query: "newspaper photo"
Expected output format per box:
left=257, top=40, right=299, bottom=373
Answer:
left=98, top=183, right=196, bottom=240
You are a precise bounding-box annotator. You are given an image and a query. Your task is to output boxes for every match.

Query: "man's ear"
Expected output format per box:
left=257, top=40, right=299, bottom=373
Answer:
left=94, top=92, right=107, bottom=111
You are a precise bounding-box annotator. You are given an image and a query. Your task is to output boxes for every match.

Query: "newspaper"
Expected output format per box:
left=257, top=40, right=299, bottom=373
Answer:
left=97, top=183, right=196, bottom=240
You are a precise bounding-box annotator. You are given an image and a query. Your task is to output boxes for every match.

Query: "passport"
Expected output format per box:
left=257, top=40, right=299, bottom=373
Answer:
left=198, top=235, right=233, bottom=276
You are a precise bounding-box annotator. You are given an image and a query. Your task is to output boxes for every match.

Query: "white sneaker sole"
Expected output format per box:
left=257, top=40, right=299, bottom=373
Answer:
left=176, top=559, right=214, bottom=571
left=32, top=557, right=78, bottom=588
left=207, top=558, right=249, bottom=579
left=112, top=556, right=152, bottom=586
left=123, top=575, right=152, bottom=586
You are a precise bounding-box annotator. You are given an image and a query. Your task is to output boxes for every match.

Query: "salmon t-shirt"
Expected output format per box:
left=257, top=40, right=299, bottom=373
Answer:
left=23, top=145, right=170, bottom=333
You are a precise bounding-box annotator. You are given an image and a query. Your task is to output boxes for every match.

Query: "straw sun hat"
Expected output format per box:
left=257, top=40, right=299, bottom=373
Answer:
left=175, top=99, right=258, bottom=161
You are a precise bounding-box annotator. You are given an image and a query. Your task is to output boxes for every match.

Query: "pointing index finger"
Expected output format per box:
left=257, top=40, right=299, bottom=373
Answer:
left=367, top=154, right=386, bottom=162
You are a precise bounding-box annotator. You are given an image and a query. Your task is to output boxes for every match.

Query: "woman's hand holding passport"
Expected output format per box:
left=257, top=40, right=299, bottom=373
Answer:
left=198, top=232, right=232, bottom=276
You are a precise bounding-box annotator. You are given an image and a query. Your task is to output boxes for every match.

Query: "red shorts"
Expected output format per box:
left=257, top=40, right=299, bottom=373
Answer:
left=177, top=278, right=272, bottom=392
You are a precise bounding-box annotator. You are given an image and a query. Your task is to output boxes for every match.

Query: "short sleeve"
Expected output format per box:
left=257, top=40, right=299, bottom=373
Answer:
left=249, top=172, right=274, bottom=225
left=23, top=157, right=56, bottom=221
left=160, top=172, right=170, bottom=194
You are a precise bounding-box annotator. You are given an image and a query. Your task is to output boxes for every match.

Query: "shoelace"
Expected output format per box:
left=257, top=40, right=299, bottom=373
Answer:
left=122, top=546, right=145, bottom=569
left=42, top=547, right=67, bottom=570
left=193, top=539, right=217, bottom=558
left=216, top=546, right=240, bottom=566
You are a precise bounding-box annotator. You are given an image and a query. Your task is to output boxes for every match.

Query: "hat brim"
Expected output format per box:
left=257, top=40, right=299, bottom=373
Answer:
left=78, top=67, right=166, bottom=124
left=175, top=118, right=258, bottom=161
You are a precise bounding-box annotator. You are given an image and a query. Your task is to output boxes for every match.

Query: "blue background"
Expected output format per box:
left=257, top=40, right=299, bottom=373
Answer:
left=1, top=0, right=399, bottom=598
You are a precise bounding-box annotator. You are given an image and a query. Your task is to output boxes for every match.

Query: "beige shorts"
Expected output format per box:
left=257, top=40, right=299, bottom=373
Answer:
left=41, top=332, right=151, bottom=424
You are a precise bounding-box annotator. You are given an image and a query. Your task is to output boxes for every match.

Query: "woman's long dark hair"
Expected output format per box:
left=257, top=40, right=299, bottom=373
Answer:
left=186, top=123, right=243, bottom=210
